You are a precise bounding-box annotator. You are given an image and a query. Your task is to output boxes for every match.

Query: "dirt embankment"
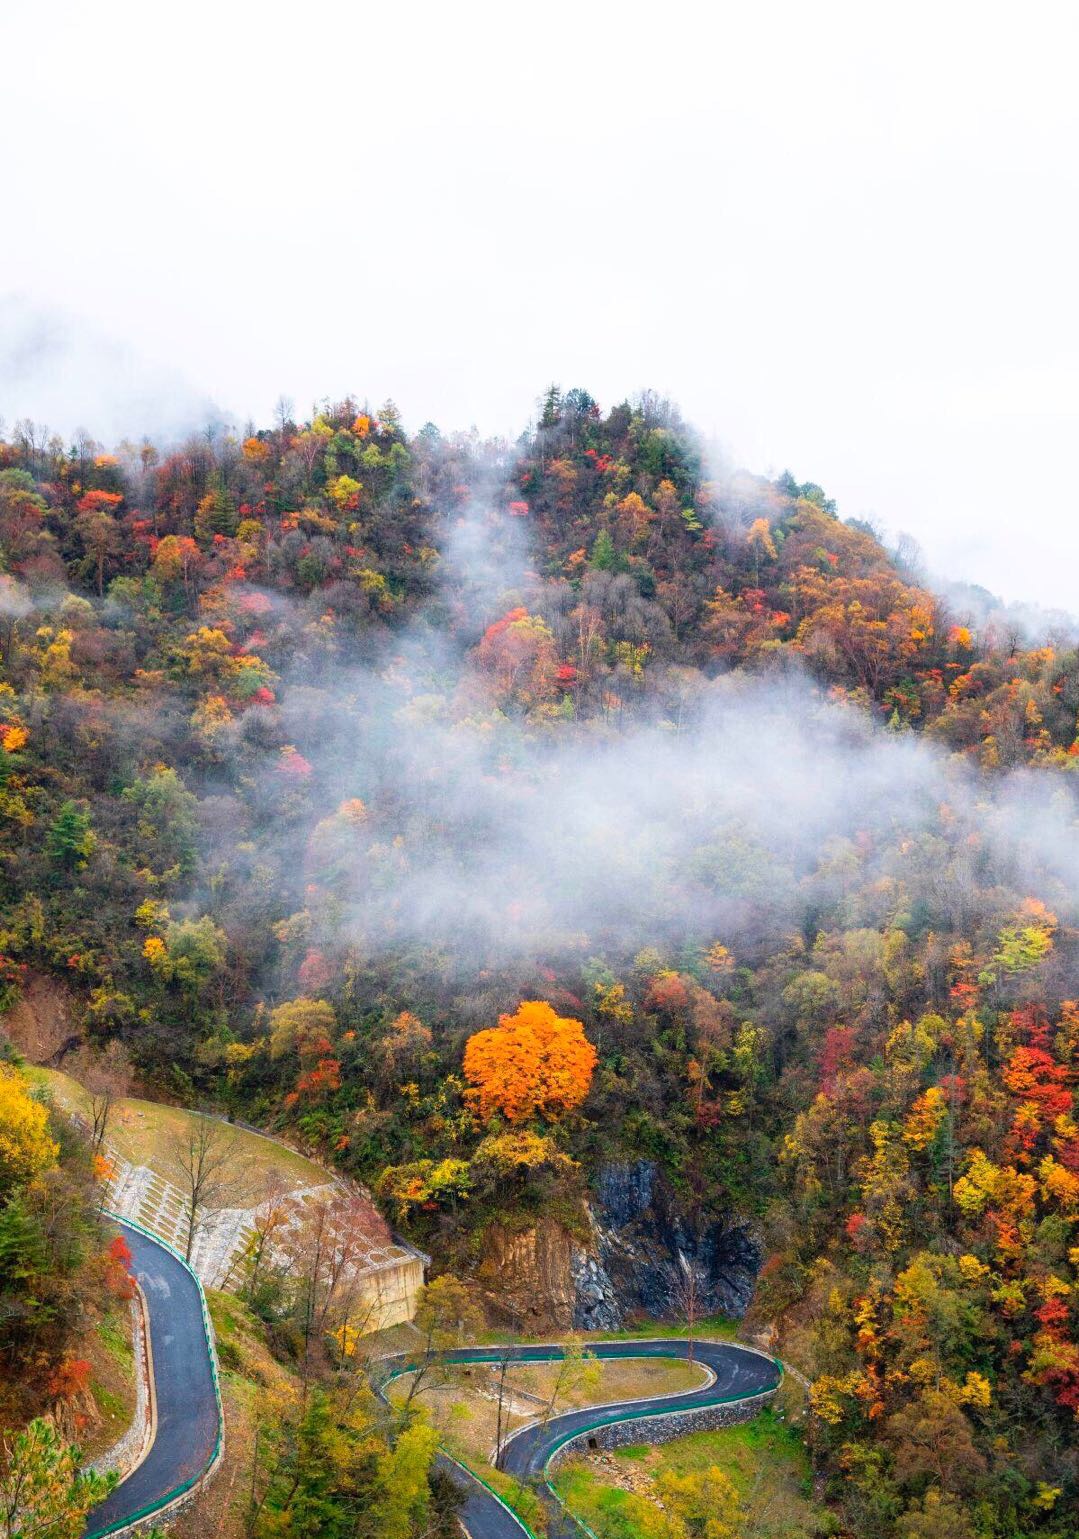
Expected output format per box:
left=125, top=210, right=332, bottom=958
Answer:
left=1, top=972, right=83, bottom=1063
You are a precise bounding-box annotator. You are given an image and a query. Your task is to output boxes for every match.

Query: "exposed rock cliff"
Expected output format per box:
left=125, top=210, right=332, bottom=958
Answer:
left=572, top=1160, right=762, bottom=1329
left=477, top=1160, right=761, bottom=1331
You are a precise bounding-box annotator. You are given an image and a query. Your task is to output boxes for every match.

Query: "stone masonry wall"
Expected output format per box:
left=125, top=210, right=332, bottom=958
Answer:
left=89, top=1287, right=154, bottom=1481
left=548, top=1388, right=778, bottom=1467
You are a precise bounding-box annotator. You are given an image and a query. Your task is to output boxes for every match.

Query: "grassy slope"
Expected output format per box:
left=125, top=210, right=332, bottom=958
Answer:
left=75, top=1305, right=138, bottom=1465
left=585, top=1317, right=742, bottom=1344
left=31, top=1067, right=328, bottom=1194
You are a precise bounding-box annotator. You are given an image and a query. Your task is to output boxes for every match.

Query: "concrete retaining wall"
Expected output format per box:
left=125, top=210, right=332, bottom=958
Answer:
left=356, top=1252, right=426, bottom=1330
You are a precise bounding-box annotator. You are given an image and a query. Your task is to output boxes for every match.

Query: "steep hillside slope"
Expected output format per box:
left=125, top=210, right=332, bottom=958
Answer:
left=1, top=392, right=1078, bottom=1536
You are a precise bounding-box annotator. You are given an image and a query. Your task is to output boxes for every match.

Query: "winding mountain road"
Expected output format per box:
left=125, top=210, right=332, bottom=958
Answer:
left=82, top=1218, right=777, bottom=1539
left=379, top=1338, right=782, bottom=1539
left=84, top=1220, right=221, bottom=1539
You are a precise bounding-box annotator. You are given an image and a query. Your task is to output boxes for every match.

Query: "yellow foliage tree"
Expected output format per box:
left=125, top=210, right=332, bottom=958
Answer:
left=0, top=1066, right=59, bottom=1191
left=269, top=998, right=337, bottom=1060
left=656, top=1465, right=742, bottom=1538
left=903, top=1086, right=947, bottom=1150
left=747, top=516, right=778, bottom=563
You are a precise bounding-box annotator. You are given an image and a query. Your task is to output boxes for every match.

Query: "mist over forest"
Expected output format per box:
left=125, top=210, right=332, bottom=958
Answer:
left=2, top=387, right=1079, bottom=1539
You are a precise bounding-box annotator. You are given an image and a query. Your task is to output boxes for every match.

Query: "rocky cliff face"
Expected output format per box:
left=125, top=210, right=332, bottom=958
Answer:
left=571, top=1160, right=762, bottom=1329
left=477, top=1160, right=762, bottom=1331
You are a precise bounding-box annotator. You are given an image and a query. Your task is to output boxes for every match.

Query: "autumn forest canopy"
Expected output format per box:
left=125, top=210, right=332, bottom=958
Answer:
left=3, top=386, right=1079, bottom=1538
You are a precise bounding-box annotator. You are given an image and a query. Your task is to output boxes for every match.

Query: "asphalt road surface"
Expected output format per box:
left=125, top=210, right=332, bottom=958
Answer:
left=380, top=1337, right=781, bottom=1539
left=84, top=1221, right=220, bottom=1538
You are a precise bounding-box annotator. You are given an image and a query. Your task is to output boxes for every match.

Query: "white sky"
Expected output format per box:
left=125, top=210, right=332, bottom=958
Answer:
left=1, top=0, right=1077, bottom=607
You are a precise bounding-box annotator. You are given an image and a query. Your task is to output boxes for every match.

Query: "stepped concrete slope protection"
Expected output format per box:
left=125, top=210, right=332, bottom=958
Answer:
left=37, top=1068, right=425, bottom=1330
left=101, top=1141, right=424, bottom=1325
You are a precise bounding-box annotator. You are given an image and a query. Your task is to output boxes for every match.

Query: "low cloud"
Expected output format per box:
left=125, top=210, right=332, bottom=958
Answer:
left=0, top=295, right=226, bottom=449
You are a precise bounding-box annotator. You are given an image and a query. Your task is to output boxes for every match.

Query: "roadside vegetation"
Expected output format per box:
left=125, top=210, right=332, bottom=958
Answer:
left=553, top=1402, right=832, bottom=1539
left=76, top=1309, right=138, bottom=1465
left=0, top=1058, right=127, bottom=1535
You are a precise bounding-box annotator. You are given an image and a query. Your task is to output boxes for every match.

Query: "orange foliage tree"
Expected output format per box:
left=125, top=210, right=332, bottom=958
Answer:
left=463, top=1000, right=597, bottom=1123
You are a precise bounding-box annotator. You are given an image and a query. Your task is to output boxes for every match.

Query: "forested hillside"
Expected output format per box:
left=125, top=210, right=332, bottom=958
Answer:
left=2, top=388, right=1079, bottom=1538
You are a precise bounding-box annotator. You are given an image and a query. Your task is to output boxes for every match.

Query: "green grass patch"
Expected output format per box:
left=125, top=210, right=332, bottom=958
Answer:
left=554, top=1408, right=834, bottom=1539
left=554, top=1464, right=647, bottom=1539
left=97, top=1313, right=133, bottom=1369
left=207, top=1289, right=249, bottom=1342
left=642, top=1408, right=809, bottom=1493
left=205, top=1288, right=296, bottom=1394
left=93, top=1382, right=126, bottom=1421
left=590, top=1315, right=741, bottom=1343
left=206, top=1288, right=264, bottom=1371
left=478, top=1315, right=740, bottom=1347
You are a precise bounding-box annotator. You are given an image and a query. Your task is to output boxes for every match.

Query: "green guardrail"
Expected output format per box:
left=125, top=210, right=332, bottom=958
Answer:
left=85, top=1213, right=225, bottom=1539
